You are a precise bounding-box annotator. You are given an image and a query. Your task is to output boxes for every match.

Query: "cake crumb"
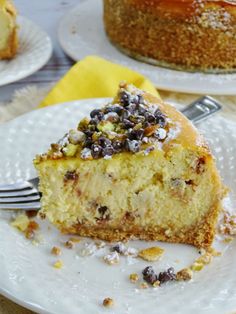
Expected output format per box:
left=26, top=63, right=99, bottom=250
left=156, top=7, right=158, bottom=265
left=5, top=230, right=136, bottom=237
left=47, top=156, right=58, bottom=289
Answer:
left=95, top=240, right=106, bottom=248
left=79, top=242, right=97, bottom=256
left=176, top=268, right=193, bottom=281
left=64, top=240, right=74, bottom=249
left=152, top=280, right=160, bottom=287
left=223, top=237, right=233, bottom=243
left=51, top=246, right=61, bottom=256
left=129, top=273, right=139, bottom=283
left=138, top=246, right=164, bottom=262
left=103, top=297, right=114, bottom=308
left=219, top=211, right=236, bottom=236
left=11, top=214, right=30, bottom=232
left=53, top=260, right=63, bottom=269
left=103, top=251, right=120, bottom=265
left=69, top=237, right=81, bottom=243
left=139, top=282, right=149, bottom=289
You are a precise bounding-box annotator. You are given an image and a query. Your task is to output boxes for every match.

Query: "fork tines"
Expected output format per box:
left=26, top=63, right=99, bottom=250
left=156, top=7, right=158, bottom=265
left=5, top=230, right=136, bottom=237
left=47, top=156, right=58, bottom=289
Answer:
left=0, top=180, right=41, bottom=210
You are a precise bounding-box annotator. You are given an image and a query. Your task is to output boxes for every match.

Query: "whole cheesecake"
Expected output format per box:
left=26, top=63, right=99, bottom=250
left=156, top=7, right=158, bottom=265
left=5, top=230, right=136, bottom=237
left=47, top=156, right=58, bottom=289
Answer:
left=103, top=0, right=236, bottom=72
left=34, top=83, right=225, bottom=248
left=0, top=0, right=18, bottom=59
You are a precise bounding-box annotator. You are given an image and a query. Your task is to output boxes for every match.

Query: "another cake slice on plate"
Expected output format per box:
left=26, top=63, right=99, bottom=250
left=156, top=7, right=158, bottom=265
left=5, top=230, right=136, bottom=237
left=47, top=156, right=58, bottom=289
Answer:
left=34, top=83, right=225, bottom=248
left=0, top=0, right=18, bottom=59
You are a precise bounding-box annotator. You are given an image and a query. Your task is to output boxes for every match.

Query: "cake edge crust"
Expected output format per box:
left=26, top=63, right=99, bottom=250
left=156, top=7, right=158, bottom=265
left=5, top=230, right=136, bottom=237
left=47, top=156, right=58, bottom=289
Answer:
left=0, top=27, right=18, bottom=59
left=60, top=200, right=223, bottom=249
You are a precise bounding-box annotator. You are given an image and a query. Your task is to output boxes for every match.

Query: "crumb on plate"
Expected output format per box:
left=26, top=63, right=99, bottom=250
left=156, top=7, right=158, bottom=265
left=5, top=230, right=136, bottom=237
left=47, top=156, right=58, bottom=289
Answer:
left=51, top=246, right=62, bottom=256
left=103, top=297, right=114, bottom=307
left=138, top=246, right=164, bottom=262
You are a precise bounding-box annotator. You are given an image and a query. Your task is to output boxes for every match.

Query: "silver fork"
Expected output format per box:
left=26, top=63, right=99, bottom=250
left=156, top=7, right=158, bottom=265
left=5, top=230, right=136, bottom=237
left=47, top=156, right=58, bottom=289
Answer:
left=0, top=177, right=40, bottom=210
left=0, top=95, right=222, bottom=211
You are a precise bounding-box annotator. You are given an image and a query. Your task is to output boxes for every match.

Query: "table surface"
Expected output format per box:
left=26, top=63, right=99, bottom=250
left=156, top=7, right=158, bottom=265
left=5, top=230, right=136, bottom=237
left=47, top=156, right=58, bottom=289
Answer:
left=1, top=1, right=236, bottom=313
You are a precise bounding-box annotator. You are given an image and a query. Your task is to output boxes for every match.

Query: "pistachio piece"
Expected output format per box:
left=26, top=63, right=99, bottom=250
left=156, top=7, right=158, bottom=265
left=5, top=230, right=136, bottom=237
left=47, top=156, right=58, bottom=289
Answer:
left=78, top=117, right=90, bottom=131
left=68, top=130, right=85, bottom=144
left=62, top=144, right=78, bottom=157
left=97, top=121, right=115, bottom=132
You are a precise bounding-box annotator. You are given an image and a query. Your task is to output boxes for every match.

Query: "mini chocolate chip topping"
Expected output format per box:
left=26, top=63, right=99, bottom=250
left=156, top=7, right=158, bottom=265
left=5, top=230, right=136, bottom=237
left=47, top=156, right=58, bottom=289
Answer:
left=46, top=84, right=171, bottom=161
left=142, top=266, right=158, bottom=285
left=142, top=266, right=176, bottom=286
left=158, top=267, right=176, bottom=284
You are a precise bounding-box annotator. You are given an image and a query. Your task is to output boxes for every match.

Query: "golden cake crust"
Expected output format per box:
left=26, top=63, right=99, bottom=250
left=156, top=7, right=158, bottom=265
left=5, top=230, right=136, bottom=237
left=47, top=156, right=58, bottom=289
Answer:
left=61, top=201, right=222, bottom=248
left=103, top=0, right=236, bottom=72
left=0, top=0, right=18, bottom=59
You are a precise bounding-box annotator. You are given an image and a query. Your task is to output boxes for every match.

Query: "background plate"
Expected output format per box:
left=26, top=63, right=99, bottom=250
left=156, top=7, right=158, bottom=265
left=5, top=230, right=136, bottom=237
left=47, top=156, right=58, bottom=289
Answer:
left=0, top=99, right=236, bottom=314
left=0, top=16, right=52, bottom=86
left=58, top=0, right=236, bottom=95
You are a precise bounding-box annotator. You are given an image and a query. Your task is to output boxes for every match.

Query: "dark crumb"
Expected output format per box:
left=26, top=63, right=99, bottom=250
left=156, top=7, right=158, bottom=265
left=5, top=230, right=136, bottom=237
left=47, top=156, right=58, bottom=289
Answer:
left=97, top=206, right=110, bottom=221
left=158, top=267, right=176, bottom=284
left=64, top=240, right=74, bottom=249
left=64, top=170, right=79, bottom=182
left=111, top=243, right=125, bottom=254
left=142, top=266, right=158, bottom=285
left=39, top=212, right=46, bottom=220
left=26, top=210, right=38, bottom=218
left=196, top=157, right=206, bottom=174
left=103, top=297, right=114, bottom=308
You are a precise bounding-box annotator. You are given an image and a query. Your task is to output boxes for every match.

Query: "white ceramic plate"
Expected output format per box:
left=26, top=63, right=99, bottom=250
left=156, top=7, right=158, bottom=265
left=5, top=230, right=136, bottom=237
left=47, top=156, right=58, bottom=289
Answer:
left=58, top=0, right=236, bottom=95
left=0, top=16, right=52, bottom=86
left=0, top=99, right=236, bottom=314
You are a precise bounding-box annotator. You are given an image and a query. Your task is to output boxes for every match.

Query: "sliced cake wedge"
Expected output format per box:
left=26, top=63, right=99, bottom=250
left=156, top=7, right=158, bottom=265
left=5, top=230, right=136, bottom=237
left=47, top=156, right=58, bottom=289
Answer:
left=34, top=83, right=225, bottom=248
left=0, top=0, right=18, bottom=59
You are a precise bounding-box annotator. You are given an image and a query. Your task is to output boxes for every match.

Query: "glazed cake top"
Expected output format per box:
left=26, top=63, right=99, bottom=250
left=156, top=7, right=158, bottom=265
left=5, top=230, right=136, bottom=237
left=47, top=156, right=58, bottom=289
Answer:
left=127, top=0, right=236, bottom=21
left=35, top=83, right=209, bottom=163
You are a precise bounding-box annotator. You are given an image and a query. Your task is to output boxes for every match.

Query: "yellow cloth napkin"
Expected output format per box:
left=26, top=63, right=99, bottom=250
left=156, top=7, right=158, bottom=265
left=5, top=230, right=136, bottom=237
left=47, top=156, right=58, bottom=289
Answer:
left=39, top=55, right=159, bottom=108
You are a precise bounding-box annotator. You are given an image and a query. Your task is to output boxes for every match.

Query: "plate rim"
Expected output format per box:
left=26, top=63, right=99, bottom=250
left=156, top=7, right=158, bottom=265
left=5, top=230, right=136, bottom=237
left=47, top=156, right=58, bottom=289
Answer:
left=58, top=0, right=236, bottom=95
left=0, top=16, right=53, bottom=87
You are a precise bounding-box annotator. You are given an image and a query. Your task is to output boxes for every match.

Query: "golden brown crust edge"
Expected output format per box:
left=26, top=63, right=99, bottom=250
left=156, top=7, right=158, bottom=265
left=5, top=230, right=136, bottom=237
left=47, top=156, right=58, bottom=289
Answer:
left=0, top=27, right=18, bottom=59
left=60, top=201, right=223, bottom=249
left=103, top=0, right=236, bottom=72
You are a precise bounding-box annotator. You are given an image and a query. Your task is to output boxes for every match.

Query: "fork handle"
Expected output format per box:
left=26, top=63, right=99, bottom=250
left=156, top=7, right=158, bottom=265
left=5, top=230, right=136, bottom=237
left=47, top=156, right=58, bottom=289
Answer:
left=181, top=95, right=222, bottom=123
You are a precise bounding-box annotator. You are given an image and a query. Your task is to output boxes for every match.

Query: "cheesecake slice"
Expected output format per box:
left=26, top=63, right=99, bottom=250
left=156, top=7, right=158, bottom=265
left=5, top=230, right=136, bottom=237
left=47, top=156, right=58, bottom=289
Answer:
left=34, top=83, right=225, bottom=248
left=0, top=0, right=18, bottom=59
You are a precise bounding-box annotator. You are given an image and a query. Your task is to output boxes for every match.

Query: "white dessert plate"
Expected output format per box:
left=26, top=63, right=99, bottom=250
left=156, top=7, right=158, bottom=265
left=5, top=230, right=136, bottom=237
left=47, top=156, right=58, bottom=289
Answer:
left=58, top=0, right=236, bottom=95
left=0, top=99, right=236, bottom=314
left=0, top=16, right=52, bottom=86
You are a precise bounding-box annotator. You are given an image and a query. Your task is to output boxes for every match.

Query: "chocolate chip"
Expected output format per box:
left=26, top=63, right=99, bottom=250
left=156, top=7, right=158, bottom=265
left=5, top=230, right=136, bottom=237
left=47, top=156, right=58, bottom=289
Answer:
left=97, top=206, right=110, bottom=221
left=90, top=109, right=104, bottom=120
left=91, top=144, right=102, bottom=159
left=98, top=137, right=112, bottom=148
left=133, top=94, right=144, bottom=105
left=102, top=145, right=114, bottom=157
left=121, top=119, right=134, bottom=129
left=158, top=267, right=176, bottom=284
left=64, top=171, right=78, bottom=181
left=120, top=91, right=131, bottom=106
left=128, top=129, right=144, bottom=140
left=142, top=266, right=158, bottom=285
left=145, top=112, right=156, bottom=123
left=155, top=110, right=167, bottom=127
left=83, top=137, right=93, bottom=148
left=84, top=130, right=94, bottom=137
left=113, top=140, right=123, bottom=152
left=104, top=105, right=123, bottom=115
left=111, top=243, right=125, bottom=254
left=121, top=109, right=131, bottom=120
